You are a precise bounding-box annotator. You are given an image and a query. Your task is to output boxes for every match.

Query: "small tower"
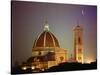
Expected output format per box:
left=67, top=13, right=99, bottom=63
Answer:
left=73, top=25, right=84, bottom=63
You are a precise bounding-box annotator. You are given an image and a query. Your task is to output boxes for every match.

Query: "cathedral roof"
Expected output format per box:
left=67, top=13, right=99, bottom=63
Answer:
left=33, top=21, right=60, bottom=48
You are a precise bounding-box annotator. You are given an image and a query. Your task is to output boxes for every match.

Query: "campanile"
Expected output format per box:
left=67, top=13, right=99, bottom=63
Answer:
left=74, top=25, right=84, bottom=63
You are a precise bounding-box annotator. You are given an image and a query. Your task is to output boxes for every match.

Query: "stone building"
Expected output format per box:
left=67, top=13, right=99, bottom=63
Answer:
left=21, top=21, right=67, bottom=71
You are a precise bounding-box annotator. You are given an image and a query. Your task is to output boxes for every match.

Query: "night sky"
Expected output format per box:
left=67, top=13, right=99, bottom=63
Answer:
left=12, top=1, right=97, bottom=65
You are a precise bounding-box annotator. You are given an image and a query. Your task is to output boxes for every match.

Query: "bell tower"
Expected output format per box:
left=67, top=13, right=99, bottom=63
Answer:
left=73, top=25, right=84, bottom=63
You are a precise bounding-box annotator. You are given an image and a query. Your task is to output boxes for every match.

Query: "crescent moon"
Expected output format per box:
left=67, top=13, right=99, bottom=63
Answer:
left=82, top=9, right=84, bottom=16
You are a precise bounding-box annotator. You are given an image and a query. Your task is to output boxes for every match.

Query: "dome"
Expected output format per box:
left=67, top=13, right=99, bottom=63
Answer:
left=33, top=31, right=60, bottom=48
left=33, top=21, right=60, bottom=48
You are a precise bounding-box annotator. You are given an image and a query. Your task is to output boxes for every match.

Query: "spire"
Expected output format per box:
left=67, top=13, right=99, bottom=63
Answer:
left=77, top=20, right=80, bottom=27
left=44, top=20, right=49, bottom=31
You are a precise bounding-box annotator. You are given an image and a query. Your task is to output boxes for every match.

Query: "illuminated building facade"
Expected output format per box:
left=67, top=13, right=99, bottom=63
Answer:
left=73, top=25, right=84, bottom=63
left=21, top=21, right=67, bottom=71
left=21, top=22, right=85, bottom=71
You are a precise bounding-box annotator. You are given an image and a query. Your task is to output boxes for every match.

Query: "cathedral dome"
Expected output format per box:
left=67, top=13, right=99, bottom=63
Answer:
left=33, top=22, right=60, bottom=48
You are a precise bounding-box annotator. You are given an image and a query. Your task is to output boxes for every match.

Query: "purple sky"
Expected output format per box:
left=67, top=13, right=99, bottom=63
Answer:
left=12, top=1, right=97, bottom=65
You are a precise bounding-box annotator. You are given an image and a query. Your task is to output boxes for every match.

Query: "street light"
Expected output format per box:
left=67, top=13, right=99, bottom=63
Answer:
left=31, top=66, right=35, bottom=70
left=22, top=66, right=27, bottom=70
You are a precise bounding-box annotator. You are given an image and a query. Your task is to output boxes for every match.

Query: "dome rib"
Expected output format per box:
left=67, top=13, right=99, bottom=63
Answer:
left=49, top=31, right=56, bottom=47
left=44, top=31, right=47, bottom=47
